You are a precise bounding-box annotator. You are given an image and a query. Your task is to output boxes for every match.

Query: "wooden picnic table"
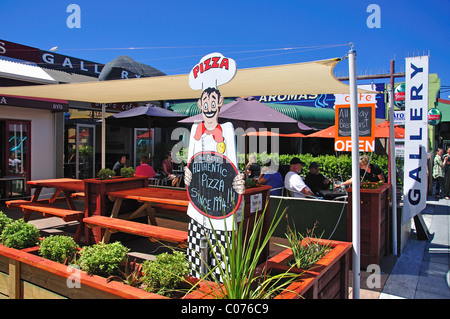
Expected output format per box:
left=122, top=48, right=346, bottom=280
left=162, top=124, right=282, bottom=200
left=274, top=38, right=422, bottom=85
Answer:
left=6, top=178, right=86, bottom=243
left=28, top=178, right=85, bottom=210
left=83, top=186, right=189, bottom=244
left=106, top=187, right=189, bottom=222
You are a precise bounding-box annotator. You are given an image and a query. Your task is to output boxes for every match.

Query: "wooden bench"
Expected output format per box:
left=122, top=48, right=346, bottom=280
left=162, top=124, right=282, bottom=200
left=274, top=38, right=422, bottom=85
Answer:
left=6, top=200, right=84, bottom=222
left=6, top=198, right=66, bottom=209
left=83, top=215, right=188, bottom=247
left=5, top=200, right=85, bottom=243
left=70, top=192, right=85, bottom=200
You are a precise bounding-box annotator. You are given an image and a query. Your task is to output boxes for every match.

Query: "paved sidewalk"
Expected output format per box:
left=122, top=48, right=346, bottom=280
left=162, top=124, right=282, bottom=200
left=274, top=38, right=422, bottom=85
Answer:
left=379, top=196, right=450, bottom=299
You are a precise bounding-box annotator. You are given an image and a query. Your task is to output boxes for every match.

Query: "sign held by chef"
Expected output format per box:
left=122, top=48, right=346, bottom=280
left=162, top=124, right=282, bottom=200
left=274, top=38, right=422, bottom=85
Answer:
left=184, top=53, right=245, bottom=278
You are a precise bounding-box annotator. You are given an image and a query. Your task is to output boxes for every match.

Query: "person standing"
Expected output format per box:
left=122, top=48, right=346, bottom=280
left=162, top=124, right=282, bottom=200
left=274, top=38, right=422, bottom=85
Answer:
left=432, top=148, right=447, bottom=199
left=442, top=147, right=450, bottom=200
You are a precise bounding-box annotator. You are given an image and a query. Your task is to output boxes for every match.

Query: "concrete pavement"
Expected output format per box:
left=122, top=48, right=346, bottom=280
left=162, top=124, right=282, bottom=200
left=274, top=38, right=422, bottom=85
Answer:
left=379, top=196, right=450, bottom=299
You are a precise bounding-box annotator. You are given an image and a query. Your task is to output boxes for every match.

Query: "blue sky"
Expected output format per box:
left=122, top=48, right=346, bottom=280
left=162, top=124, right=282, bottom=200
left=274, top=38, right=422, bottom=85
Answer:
left=2, top=0, right=450, bottom=93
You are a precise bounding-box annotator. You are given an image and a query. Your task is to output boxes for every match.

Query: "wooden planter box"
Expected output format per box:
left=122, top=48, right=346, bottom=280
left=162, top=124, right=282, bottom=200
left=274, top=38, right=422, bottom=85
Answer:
left=346, top=183, right=390, bottom=268
left=240, top=185, right=272, bottom=264
left=83, top=176, right=148, bottom=244
left=256, top=238, right=352, bottom=299
left=0, top=243, right=165, bottom=299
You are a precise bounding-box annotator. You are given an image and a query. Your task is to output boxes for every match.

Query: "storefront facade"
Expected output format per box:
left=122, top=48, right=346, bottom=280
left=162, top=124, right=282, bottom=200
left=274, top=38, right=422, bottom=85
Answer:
left=0, top=39, right=166, bottom=199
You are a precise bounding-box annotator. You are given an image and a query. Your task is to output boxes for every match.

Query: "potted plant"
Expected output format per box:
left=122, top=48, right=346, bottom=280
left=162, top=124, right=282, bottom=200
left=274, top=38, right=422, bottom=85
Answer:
left=38, top=235, right=79, bottom=264
left=97, top=168, right=115, bottom=180
left=140, top=250, right=191, bottom=297
left=0, top=219, right=40, bottom=250
left=183, top=202, right=303, bottom=299
left=258, top=222, right=352, bottom=299
left=120, top=167, right=136, bottom=178
left=0, top=236, right=164, bottom=299
left=0, top=211, right=13, bottom=234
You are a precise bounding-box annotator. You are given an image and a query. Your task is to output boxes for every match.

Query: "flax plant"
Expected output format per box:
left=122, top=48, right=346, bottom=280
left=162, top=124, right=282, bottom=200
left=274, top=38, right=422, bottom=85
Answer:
left=188, top=198, right=303, bottom=299
left=278, top=221, right=331, bottom=270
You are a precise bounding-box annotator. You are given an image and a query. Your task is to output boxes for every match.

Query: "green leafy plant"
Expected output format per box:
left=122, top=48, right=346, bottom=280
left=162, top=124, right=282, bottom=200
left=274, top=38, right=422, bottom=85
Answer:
left=0, top=219, right=40, bottom=249
left=77, top=241, right=129, bottom=277
left=278, top=221, right=331, bottom=270
left=39, top=235, right=79, bottom=264
left=120, top=167, right=136, bottom=178
left=141, top=251, right=190, bottom=297
left=0, top=211, right=13, bottom=235
left=190, top=200, right=301, bottom=299
left=361, top=180, right=384, bottom=189
left=107, top=257, right=144, bottom=288
left=97, top=168, right=115, bottom=180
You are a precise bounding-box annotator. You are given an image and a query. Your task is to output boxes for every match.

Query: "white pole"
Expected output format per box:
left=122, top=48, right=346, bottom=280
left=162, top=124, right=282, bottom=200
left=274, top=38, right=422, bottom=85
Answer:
left=348, top=48, right=360, bottom=299
left=388, top=90, right=398, bottom=255
left=102, top=103, right=106, bottom=170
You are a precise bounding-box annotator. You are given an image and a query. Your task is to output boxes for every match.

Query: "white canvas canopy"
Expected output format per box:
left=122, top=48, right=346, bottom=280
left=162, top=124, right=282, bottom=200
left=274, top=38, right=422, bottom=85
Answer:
left=0, top=58, right=371, bottom=103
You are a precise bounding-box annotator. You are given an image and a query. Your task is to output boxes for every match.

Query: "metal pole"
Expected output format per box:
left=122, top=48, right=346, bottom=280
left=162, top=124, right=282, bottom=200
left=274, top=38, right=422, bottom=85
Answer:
left=101, top=103, right=106, bottom=170
left=200, top=236, right=209, bottom=277
left=389, top=60, right=398, bottom=255
left=348, top=48, right=360, bottom=299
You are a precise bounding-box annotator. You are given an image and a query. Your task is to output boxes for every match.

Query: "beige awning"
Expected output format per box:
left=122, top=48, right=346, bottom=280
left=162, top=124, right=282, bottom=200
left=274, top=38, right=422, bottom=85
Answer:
left=0, top=58, right=371, bottom=103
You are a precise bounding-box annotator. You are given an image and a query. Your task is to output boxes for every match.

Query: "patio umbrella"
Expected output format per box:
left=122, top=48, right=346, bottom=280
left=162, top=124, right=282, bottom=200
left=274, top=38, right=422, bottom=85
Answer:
left=307, top=125, right=336, bottom=138
left=105, top=104, right=187, bottom=129
left=179, top=97, right=312, bottom=131
left=306, top=122, right=405, bottom=139
left=104, top=104, right=187, bottom=165
left=374, top=121, right=405, bottom=138
left=179, top=97, right=311, bottom=160
left=244, top=131, right=307, bottom=138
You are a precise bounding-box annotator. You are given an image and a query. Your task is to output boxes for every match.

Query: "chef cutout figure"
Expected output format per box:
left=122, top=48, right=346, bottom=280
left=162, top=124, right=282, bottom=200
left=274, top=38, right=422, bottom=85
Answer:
left=185, top=53, right=245, bottom=279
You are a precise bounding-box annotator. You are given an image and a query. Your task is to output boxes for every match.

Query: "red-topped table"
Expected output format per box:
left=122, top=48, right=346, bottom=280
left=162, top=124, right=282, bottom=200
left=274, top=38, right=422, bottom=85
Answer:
left=27, top=178, right=84, bottom=209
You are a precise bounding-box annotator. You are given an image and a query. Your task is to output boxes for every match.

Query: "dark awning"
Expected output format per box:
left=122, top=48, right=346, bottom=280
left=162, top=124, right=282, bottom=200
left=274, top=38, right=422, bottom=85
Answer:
left=0, top=94, right=69, bottom=112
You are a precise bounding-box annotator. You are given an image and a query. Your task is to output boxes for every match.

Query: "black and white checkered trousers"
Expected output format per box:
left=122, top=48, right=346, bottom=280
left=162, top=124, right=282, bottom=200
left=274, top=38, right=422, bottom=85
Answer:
left=187, top=218, right=232, bottom=282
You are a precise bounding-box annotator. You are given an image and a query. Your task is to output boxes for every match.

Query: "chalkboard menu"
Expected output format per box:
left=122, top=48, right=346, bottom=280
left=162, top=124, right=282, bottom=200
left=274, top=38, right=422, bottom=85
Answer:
left=187, top=151, right=242, bottom=219
left=337, top=106, right=373, bottom=137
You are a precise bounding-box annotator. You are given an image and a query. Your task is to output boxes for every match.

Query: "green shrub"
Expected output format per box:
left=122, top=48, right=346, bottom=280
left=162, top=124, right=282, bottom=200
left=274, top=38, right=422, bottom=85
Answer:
left=97, top=168, right=115, bottom=180
left=141, top=251, right=189, bottom=297
left=120, top=167, right=136, bottom=178
left=0, top=211, right=13, bottom=235
left=78, top=241, right=129, bottom=277
left=238, top=152, right=400, bottom=183
left=0, top=219, right=40, bottom=249
left=39, top=235, right=79, bottom=264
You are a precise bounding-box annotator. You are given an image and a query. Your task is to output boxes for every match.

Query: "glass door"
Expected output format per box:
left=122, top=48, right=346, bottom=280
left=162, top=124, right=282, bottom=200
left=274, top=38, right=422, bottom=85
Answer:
left=2, top=120, right=30, bottom=198
left=75, top=124, right=96, bottom=179
left=134, top=128, right=153, bottom=167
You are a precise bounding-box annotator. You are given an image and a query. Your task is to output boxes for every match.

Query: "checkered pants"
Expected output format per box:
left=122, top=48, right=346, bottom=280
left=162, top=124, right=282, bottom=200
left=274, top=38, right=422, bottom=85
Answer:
left=187, top=218, right=231, bottom=282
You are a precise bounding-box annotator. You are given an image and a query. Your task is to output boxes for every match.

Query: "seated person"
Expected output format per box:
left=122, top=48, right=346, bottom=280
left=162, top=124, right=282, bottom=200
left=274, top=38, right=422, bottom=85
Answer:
left=246, top=154, right=261, bottom=179
left=162, top=152, right=175, bottom=180
left=257, top=162, right=284, bottom=196
left=113, top=155, right=127, bottom=175
left=284, top=157, right=314, bottom=198
left=305, top=162, right=331, bottom=196
left=135, top=156, right=156, bottom=178
left=337, top=155, right=385, bottom=188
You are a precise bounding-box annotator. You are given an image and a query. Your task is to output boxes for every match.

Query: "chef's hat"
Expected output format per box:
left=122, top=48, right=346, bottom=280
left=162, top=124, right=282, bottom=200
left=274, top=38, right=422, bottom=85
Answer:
left=189, top=53, right=237, bottom=91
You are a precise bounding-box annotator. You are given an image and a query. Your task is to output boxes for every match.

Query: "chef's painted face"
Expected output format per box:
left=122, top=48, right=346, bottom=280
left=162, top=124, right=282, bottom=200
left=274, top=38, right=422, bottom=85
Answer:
left=198, top=88, right=223, bottom=130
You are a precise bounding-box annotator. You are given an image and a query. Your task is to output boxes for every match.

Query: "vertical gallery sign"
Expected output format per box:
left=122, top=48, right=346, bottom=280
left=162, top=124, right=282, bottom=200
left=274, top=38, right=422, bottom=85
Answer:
left=403, top=56, right=429, bottom=224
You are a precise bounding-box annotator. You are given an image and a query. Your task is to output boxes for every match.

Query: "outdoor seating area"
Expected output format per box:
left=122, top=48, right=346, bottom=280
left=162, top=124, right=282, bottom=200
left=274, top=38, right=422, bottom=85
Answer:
left=0, top=175, right=362, bottom=299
